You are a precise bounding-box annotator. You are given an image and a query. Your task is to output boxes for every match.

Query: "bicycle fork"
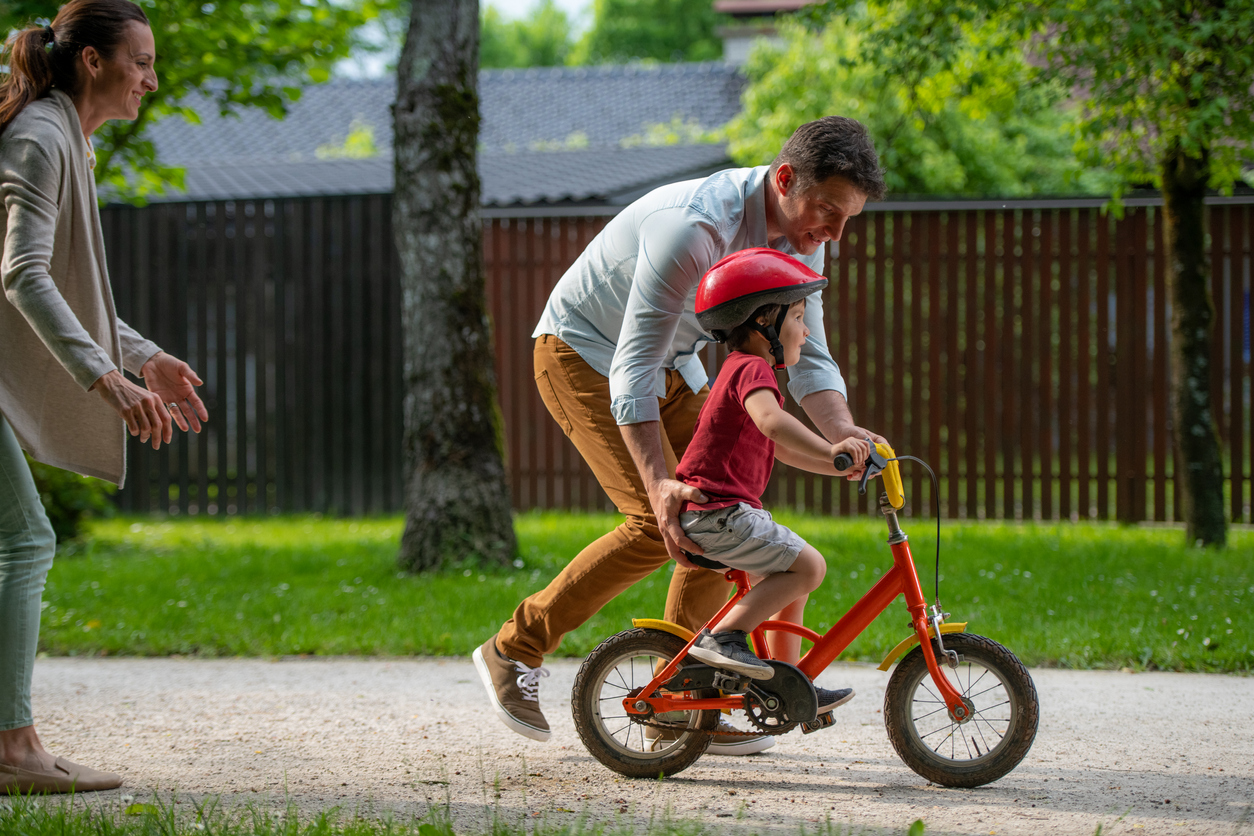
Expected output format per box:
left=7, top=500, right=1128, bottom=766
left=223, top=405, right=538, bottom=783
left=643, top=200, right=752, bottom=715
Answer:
left=882, top=495, right=972, bottom=723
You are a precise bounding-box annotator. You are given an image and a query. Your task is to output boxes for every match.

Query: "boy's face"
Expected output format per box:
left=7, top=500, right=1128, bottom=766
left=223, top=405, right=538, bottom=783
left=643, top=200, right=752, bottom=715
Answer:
left=761, top=300, right=810, bottom=366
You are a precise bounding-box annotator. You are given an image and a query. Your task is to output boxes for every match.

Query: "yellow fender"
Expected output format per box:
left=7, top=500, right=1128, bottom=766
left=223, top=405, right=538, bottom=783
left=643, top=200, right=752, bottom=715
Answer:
left=877, top=623, right=968, bottom=671
left=631, top=618, right=695, bottom=642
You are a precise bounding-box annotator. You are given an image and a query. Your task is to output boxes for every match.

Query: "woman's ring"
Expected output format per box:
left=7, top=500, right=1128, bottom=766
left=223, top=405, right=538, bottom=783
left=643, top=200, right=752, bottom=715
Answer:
left=167, top=402, right=179, bottom=411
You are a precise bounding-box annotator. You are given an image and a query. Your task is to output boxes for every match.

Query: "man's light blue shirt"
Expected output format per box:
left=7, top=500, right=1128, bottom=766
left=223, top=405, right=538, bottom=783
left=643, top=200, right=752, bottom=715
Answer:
left=532, top=165, right=847, bottom=426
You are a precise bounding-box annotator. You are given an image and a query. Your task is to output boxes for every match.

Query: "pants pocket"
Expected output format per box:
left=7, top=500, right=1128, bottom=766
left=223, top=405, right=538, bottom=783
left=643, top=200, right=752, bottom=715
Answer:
left=535, top=370, right=574, bottom=436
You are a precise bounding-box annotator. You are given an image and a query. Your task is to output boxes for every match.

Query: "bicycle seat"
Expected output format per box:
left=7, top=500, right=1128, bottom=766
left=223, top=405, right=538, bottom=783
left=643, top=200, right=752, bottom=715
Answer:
left=683, top=550, right=729, bottom=571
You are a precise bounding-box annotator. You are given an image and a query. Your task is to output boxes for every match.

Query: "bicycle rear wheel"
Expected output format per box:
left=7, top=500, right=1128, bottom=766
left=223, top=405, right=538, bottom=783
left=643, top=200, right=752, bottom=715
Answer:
left=884, top=632, right=1039, bottom=787
left=571, top=628, right=719, bottom=778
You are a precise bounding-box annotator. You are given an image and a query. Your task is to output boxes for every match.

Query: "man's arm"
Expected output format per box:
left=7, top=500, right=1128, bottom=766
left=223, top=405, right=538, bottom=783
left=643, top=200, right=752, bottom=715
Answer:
left=799, top=389, right=888, bottom=447
left=619, top=421, right=708, bottom=568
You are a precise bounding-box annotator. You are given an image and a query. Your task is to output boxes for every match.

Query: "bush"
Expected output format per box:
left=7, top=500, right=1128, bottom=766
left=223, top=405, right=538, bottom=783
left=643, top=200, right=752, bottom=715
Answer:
left=24, top=453, right=116, bottom=543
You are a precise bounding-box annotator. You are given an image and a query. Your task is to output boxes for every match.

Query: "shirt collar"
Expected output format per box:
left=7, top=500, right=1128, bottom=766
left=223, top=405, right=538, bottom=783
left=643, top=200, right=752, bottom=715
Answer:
left=744, top=164, right=801, bottom=256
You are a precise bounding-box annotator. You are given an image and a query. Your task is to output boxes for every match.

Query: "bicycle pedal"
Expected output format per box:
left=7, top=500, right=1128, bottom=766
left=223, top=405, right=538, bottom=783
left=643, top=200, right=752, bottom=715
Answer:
left=800, top=713, right=837, bottom=735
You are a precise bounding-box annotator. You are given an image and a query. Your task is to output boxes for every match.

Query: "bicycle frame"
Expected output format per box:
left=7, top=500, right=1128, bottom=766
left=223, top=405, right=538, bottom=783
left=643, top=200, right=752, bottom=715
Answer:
left=623, top=450, right=972, bottom=722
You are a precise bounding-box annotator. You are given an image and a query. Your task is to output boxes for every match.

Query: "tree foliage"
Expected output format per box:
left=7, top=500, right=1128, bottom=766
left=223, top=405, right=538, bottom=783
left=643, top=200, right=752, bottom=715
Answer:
left=728, top=12, right=1113, bottom=196
left=805, top=0, right=1254, bottom=198
left=2, top=0, right=383, bottom=199
left=480, top=0, right=572, bottom=68
left=569, top=0, right=725, bottom=64
left=809, top=0, right=1253, bottom=545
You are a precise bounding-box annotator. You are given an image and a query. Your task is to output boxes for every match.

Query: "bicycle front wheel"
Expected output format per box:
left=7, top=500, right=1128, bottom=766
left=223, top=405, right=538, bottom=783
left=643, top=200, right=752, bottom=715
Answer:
left=884, top=632, right=1039, bottom=787
left=571, top=628, right=719, bottom=778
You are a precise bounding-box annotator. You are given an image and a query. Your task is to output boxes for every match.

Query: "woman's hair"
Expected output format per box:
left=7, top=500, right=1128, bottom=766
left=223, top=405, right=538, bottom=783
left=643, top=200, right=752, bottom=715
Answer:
left=726, top=302, right=784, bottom=352
left=0, top=0, right=149, bottom=137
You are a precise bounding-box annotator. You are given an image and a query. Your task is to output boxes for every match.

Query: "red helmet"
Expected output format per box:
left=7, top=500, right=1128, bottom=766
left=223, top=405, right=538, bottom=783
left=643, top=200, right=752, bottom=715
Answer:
left=695, top=248, right=827, bottom=366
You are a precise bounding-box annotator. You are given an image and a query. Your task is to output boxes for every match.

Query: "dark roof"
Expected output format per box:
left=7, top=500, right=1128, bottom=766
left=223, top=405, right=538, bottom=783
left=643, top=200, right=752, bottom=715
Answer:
left=171, top=144, right=733, bottom=208
left=139, top=63, right=747, bottom=207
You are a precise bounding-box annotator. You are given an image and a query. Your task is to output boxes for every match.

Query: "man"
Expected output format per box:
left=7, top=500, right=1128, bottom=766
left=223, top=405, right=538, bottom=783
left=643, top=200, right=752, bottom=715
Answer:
left=474, top=117, right=889, bottom=754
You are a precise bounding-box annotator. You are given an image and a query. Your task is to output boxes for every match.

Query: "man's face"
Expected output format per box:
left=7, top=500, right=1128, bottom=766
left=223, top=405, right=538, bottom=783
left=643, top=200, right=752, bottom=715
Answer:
left=772, top=166, right=868, bottom=256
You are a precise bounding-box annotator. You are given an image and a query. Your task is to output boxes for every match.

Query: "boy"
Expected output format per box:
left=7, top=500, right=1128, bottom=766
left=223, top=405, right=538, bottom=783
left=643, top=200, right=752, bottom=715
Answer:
left=676, top=247, right=873, bottom=712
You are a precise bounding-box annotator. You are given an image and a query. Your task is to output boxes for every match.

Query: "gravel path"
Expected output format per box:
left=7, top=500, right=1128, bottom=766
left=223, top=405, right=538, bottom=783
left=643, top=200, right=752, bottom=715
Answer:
left=29, top=657, right=1254, bottom=835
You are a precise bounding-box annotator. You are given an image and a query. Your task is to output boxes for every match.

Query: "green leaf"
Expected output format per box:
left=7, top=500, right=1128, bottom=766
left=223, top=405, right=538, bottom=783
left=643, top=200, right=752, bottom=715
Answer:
left=124, top=803, right=159, bottom=816
left=908, top=819, right=926, bottom=836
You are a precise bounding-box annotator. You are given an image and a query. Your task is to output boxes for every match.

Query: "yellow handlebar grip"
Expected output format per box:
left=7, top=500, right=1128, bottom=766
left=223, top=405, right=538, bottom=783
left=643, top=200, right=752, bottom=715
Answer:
left=876, top=442, right=905, bottom=509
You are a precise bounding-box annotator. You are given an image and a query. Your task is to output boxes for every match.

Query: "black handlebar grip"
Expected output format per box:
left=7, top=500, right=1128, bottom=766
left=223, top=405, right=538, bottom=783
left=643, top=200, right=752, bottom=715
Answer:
left=834, top=452, right=854, bottom=471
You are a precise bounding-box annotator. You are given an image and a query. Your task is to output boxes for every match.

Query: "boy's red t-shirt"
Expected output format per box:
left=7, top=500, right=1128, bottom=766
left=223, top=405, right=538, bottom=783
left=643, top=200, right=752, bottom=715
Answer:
left=677, top=351, right=782, bottom=511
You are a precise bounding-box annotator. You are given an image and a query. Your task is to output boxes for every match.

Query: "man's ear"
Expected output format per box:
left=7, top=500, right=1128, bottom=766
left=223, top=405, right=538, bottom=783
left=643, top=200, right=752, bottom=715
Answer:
left=775, top=163, right=795, bottom=196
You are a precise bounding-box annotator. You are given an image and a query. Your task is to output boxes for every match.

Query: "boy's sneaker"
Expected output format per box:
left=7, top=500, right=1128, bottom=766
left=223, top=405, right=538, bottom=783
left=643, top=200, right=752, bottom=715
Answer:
left=473, top=636, right=551, bottom=742
left=688, top=629, right=774, bottom=680
left=816, top=686, right=855, bottom=713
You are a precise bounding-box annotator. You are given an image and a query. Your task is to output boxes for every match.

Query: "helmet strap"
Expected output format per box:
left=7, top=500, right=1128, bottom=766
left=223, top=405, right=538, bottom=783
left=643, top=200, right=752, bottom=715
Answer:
left=750, top=305, right=790, bottom=370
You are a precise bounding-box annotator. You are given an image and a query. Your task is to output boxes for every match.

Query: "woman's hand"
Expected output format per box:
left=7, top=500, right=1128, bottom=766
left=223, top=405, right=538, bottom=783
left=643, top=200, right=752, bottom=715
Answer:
left=140, top=352, right=209, bottom=433
left=91, top=369, right=172, bottom=449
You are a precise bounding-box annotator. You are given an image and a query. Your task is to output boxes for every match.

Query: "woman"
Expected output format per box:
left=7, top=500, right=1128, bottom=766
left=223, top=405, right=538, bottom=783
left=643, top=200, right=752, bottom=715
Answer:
left=0, top=0, right=208, bottom=794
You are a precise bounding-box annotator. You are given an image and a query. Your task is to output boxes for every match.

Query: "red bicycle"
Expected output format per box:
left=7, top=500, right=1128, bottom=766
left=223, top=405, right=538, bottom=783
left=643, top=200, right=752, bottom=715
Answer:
left=571, top=444, right=1040, bottom=787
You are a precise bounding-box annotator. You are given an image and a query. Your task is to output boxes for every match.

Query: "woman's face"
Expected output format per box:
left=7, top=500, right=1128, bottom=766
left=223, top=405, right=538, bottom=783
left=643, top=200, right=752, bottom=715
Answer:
left=84, top=21, right=158, bottom=122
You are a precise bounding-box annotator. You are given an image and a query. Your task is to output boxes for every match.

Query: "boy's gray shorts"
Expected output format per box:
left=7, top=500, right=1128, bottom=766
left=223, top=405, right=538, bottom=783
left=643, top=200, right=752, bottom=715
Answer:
left=678, top=503, right=806, bottom=576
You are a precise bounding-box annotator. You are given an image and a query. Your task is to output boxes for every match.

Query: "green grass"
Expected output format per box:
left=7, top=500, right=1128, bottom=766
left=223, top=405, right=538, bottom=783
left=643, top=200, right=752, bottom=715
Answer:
left=40, top=512, right=1253, bottom=672
left=0, top=794, right=920, bottom=836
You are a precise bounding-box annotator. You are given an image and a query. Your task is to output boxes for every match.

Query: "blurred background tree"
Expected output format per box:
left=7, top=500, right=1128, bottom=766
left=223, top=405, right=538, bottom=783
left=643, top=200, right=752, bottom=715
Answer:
left=727, top=11, right=1114, bottom=196
left=1, top=0, right=385, bottom=200
left=568, top=0, right=724, bottom=64
left=480, top=0, right=572, bottom=67
left=808, top=0, right=1253, bottom=547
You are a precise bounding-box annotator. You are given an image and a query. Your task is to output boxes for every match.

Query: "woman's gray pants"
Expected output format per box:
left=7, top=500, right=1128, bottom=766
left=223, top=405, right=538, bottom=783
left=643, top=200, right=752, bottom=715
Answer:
left=0, top=413, right=56, bottom=731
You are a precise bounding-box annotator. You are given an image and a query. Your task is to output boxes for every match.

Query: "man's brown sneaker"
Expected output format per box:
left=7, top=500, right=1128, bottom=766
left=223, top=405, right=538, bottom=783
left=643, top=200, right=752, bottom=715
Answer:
left=473, top=636, right=552, bottom=742
left=645, top=717, right=775, bottom=755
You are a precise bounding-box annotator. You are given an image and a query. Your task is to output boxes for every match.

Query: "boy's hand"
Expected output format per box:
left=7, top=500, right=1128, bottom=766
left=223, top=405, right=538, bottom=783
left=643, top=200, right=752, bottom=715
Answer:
left=831, top=437, right=871, bottom=476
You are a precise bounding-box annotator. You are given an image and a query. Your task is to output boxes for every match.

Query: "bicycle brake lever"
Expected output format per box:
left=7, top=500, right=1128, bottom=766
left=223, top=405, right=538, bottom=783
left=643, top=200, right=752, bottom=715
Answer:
left=857, top=445, right=890, bottom=496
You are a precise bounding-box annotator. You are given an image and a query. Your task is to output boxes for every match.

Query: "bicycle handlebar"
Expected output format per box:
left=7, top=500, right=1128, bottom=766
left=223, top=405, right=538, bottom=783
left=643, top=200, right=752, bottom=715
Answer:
left=833, top=442, right=905, bottom=510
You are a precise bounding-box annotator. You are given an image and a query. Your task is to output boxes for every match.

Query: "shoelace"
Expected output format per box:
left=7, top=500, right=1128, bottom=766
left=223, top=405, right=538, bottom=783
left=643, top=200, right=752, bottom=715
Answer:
left=513, top=662, right=550, bottom=702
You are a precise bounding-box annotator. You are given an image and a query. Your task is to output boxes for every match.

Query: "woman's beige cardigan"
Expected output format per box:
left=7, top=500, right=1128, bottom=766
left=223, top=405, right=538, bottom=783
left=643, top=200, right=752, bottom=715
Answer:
left=0, top=90, right=160, bottom=486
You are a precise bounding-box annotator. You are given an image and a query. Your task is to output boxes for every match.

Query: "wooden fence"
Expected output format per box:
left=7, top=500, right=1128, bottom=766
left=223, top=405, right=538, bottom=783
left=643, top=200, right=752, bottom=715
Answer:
left=102, top=195, right=1254, bottom=523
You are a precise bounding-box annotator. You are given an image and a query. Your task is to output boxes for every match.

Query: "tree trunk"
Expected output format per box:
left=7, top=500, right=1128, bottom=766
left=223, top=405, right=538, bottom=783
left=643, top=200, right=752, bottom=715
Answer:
left=1160, top=143, right=1227, bottom=547
left=393, top=0, right=516, bottom=571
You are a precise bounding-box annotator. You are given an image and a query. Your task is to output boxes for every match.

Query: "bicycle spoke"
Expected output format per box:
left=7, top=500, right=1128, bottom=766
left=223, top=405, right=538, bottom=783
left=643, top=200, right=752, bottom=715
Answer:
left=919, top=723, right=958, bottom=742
left=973, top=713, right=1008, bottom=740
left=972, top=699, right=1011, bottom=716
left=911, top=704, right=951, bottom=722
left=972, top=716, right=996, bottom=754
left=964, top=666, right=991, bottom=696
left=958, top=724, right=974, bottom=759
left=967, top=681, right=1005, bottom=701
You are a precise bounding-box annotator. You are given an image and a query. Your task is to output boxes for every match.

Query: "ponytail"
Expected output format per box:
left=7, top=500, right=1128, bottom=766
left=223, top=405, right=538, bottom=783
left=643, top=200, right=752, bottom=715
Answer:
left=0, top=0, right=149, bottom=138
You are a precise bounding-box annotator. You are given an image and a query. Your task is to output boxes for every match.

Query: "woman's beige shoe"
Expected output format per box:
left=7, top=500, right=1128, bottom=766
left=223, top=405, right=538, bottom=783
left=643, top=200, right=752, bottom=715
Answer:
left=0, top=754, right=122, bottom=794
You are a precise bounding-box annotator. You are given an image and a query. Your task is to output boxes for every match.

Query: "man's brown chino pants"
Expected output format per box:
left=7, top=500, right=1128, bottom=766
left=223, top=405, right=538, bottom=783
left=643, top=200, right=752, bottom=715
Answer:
left=496, top=335, right=732, bottom=667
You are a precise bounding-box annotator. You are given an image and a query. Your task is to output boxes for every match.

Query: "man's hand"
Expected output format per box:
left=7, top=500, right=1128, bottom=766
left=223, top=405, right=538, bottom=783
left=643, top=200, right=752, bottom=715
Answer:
left=646, top=477, right=708, bottom=569
left=836, top=425, right=888, bottom=446
left=618, top=421, right=713, bottom=569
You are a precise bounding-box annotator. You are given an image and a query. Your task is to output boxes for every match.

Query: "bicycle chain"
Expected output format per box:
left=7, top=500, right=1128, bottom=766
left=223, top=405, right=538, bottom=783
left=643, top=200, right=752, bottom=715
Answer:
left=626, top=700, right=790, bottom=738
left=628, top=716, right=781, bottom=737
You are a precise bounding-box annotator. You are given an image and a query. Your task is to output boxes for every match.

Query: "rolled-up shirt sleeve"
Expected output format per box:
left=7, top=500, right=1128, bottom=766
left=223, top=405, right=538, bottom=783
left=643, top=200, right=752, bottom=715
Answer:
left=786, top=248, right=847, bottom=403
left=1, top=137, right=117, bottom=391
left=609, top=209, right=721, bottom=425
